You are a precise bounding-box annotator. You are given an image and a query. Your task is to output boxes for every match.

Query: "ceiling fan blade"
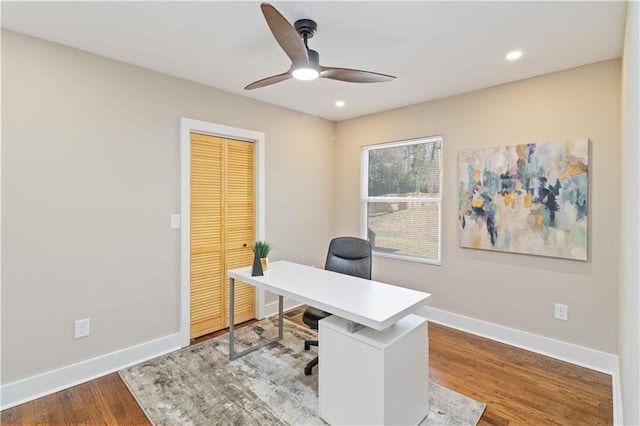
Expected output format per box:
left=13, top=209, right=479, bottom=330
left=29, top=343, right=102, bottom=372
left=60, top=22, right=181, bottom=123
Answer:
left=261, top=3, right=308, bottom=66
left=244, top=71, right=292, bottom=90
left=320, top=66, right=397, bottom=83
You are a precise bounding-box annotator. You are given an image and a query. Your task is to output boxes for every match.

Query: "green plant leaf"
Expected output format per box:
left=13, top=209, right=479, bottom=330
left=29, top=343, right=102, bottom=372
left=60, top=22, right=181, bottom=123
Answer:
left=253, top=241, right=272, bottom=258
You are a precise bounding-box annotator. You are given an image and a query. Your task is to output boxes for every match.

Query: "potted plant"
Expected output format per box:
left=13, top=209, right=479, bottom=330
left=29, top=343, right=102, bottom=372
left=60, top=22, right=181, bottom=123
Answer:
left=253, top=240, right=272, bottom=271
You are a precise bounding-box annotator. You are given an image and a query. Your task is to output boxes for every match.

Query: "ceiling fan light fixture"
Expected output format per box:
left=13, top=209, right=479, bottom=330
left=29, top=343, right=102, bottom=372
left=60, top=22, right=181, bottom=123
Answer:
left=292, top=67, right=320, bottom=81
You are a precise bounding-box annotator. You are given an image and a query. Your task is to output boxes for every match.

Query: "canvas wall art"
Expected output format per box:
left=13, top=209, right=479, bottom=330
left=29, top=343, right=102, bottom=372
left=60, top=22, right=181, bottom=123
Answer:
left=458, top=139, right=588, bottom=260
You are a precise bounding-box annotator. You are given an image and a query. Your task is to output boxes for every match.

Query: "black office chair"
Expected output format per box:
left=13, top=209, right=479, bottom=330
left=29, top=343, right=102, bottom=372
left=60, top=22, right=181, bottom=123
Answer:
left=303, top=236, right=372, bottom=376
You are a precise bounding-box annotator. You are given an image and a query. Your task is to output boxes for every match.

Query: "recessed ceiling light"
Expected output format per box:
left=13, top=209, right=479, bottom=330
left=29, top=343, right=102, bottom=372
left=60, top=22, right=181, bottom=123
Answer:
left=506, top=50, right=523, bottom=61
left=335, top=100, right=346, bottom=108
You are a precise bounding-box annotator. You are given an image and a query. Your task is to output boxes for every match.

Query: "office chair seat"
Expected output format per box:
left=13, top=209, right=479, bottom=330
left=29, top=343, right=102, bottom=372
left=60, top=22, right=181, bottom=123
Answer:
left=302, top=306, right=331, bottom=329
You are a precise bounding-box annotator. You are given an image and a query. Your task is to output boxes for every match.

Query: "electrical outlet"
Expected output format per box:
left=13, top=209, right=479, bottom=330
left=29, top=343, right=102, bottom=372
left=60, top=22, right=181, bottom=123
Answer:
left=74, top=318, right=90, bottom=338
left=554, top=303, right=568, bottom=321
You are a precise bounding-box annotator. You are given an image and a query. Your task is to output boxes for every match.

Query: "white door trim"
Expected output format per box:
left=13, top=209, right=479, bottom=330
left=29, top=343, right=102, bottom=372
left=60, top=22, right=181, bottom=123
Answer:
left=180, top=118, right=266, bottom=348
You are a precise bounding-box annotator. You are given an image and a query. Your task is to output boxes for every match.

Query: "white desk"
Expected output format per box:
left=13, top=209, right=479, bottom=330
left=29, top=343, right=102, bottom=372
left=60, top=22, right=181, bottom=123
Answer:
left=228, top=260, right=430, bottom=332
left=226, top=260, right=432, bottom=424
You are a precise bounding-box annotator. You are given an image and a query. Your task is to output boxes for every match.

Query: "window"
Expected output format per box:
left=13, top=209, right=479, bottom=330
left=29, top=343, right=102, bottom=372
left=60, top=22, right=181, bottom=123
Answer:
left=361, top=136, right=443, bottom=264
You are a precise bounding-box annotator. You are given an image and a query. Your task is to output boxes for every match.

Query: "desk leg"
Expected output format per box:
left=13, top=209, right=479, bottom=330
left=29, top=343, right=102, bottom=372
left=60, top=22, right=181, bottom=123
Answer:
left=278, top=294, right=284, bottom=339
left=229, top=278, right=284, bottom=361
left=229, top=277, right=237, bottom=360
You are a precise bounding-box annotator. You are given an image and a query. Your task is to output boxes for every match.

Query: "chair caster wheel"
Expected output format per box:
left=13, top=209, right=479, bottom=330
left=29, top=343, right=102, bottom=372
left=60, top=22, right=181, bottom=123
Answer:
left=304, top=366, right=313, bottom=376
left=304, top=342, right=311, bottom=351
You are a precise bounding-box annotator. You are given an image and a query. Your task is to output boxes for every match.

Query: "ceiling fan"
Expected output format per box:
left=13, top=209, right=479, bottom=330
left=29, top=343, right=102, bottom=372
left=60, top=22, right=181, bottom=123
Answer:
left=245, top=3, right=397, bottom=90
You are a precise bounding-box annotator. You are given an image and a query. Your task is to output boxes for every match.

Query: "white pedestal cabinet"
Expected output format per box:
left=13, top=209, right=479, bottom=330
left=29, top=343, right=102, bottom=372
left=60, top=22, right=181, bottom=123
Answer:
left=318, top=314, right=429, bottom=425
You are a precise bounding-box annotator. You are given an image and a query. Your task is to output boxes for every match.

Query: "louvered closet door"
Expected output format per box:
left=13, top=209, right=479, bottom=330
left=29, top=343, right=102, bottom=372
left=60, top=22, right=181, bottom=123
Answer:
left=224, top=139, right=255, bottom=326
left=190, top=134, right=224, bottom=339
left=190, top=133, right=255, bottom=339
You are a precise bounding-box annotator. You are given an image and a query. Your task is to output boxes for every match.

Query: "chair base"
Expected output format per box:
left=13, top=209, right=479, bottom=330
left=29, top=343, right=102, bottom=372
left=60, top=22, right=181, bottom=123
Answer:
left=305, top=356, right=319, bottom=376
left=304, top=339, right=319, bottom=375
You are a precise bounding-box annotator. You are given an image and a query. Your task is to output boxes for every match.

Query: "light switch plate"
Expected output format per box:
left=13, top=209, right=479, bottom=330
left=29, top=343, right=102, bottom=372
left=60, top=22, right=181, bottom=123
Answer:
left=170, top=214, right=181, bottom=229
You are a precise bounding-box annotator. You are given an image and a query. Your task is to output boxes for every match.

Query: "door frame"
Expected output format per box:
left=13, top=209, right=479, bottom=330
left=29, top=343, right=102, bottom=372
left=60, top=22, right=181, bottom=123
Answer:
left=180, top=117, right=266, bottom=348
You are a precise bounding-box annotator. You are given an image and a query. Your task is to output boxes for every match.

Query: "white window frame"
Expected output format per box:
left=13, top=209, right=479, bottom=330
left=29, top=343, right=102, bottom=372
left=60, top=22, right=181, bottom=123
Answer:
left=360, top=135, right=443, bottom=265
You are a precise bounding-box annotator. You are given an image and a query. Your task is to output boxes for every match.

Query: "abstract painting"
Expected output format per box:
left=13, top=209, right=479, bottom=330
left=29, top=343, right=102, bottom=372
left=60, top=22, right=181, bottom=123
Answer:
left=458, top=139, right=588, bottom=260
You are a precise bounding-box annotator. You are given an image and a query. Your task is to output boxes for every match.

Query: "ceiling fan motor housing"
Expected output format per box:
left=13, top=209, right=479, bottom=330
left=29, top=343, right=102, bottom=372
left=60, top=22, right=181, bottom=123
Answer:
left=308, top=49, right=320, bottom=67
left=294, top=19, right=317, bottom=39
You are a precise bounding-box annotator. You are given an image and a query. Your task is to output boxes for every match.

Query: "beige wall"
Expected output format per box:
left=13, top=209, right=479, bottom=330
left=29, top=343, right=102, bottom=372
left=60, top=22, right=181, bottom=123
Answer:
left=335, top=60, right=621, bottom=353
left=620, top=1, right=640, bottom=424
left=1, top=30, right=335, bottom=384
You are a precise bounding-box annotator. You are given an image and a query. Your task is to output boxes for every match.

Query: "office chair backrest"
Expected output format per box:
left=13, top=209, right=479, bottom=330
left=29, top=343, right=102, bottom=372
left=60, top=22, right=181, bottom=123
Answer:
left=325, top=237, right=372, bottom=280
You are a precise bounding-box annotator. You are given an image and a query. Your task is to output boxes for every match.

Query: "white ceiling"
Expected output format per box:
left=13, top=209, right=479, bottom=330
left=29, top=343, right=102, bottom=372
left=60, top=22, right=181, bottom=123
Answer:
left=1, top=1, right=627, bottom=121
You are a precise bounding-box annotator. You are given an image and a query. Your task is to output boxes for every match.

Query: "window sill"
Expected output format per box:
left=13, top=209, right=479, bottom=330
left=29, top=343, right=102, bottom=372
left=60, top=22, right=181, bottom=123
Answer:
left=372, top=250, right=441, bottom=266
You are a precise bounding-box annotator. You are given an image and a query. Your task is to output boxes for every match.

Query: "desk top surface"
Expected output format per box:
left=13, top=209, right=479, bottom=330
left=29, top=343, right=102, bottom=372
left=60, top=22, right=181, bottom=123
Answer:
left=228, top=260, right=431, bottom=331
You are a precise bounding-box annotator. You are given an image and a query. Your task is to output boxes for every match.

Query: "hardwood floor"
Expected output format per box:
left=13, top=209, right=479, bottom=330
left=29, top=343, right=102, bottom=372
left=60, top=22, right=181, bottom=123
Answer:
left=0, top=373, right=149, bottom=425
left=1, top=308, right=612, bottom=425
left=428, top=322, right=612, bottom=425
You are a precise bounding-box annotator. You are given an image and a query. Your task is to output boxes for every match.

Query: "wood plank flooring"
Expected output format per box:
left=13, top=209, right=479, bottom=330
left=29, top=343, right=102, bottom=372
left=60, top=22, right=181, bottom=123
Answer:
left=1, top=307, right=612, bottom=425
left=0, top=373, right=149, bottom=425
left=428, top=321, right=612, bottom=425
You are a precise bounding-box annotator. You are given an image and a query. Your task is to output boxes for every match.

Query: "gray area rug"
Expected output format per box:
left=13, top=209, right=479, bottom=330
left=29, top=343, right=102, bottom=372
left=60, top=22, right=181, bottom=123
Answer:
left=120, top=318, right=486, bottom=425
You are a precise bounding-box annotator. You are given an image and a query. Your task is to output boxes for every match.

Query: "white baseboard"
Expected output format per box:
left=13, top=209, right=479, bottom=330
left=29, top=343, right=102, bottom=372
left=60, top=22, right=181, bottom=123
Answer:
left=261, top=298, right=303, bottom=318
left=0, top=332, right=182, bottom=410
left=418, top=306, right=618, bottom=373
left=2, top=299, right=299, bottom=411
left=612, top=363, right=623, bottom=426
left=416, top=306, right=622, bottom=424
